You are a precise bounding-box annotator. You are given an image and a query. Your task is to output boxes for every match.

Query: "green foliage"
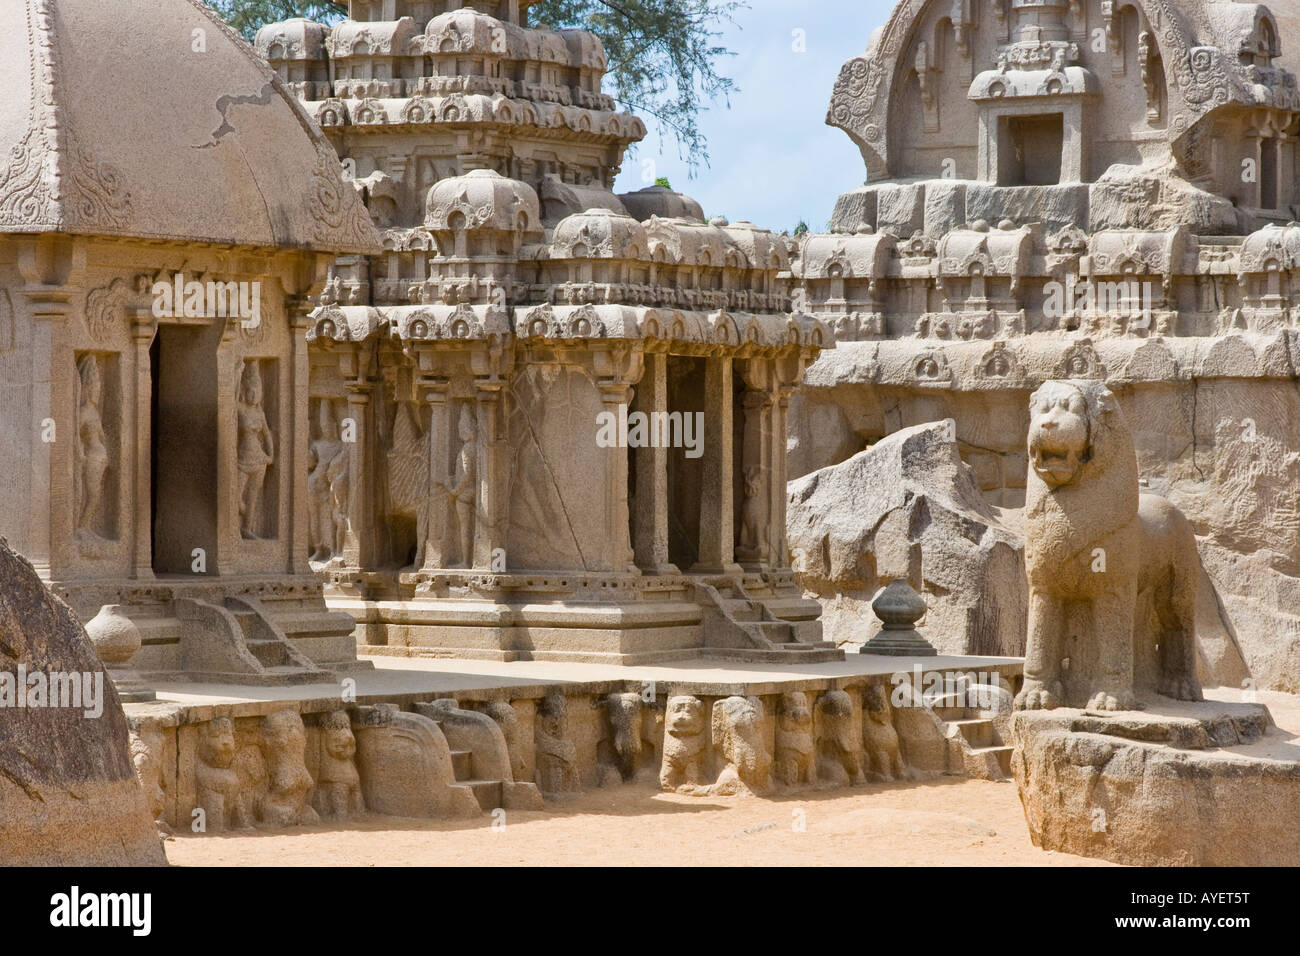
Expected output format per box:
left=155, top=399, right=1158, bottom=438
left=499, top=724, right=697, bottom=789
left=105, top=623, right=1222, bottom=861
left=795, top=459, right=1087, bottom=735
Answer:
left=530, top=0, right=743, bottom=171
left=792, top=220, right=809, bottom=236
left=654, top=176, right=672, bottom=189
left=204, top=1, right=347, bottom=39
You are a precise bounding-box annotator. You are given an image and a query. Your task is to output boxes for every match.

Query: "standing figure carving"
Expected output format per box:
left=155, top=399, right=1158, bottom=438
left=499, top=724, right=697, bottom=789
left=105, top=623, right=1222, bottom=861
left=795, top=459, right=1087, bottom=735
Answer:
left=308, top=400, right=349, bottom=562
left=237, top=361, right=275, bottom=539
left=451, top=404, right=478, bottom=568
left=75, top=354, right=111, bottom=540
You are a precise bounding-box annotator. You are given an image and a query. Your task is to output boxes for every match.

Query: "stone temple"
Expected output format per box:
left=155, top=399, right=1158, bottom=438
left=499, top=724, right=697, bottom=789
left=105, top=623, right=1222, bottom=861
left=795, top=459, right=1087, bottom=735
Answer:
left=255, top=0, right=832, bottom=664
left=4, top=0, right=1300, bottom=870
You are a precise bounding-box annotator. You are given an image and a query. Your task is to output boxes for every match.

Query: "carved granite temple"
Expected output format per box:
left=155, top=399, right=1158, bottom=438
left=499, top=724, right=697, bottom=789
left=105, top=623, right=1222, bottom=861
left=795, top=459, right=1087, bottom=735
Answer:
left=255, top=0, right=831, bottom=663
left=0, top=0, right=380, bottom=685
left=789, top=0, right=1300, bottom=694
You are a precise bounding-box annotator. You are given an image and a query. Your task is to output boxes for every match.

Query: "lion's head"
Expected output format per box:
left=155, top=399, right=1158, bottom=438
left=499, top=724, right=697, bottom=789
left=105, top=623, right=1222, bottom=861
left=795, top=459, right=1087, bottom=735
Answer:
left=1027, top=380, right=1121, bottom=488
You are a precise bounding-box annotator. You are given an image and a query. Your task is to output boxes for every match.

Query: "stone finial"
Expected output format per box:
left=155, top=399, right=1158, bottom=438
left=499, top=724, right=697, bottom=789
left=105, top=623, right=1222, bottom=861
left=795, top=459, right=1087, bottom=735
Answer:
left=860, top=579, right=937, bottom=656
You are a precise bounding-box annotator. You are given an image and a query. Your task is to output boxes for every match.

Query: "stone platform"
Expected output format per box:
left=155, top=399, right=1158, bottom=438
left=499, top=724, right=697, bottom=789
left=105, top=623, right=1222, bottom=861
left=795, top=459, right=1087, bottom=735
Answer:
left=123, top=653, right=1024, bottom=834
left=1011, top=694, right=1300, bottom=866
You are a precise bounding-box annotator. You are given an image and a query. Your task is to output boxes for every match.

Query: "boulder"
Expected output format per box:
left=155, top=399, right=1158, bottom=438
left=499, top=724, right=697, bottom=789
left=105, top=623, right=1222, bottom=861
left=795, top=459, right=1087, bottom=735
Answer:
left=787, top=420, right=1026, bottom=655
left=1012, top=701, right=1300, bottom=866
left=0, top=540, right=165, bottom=865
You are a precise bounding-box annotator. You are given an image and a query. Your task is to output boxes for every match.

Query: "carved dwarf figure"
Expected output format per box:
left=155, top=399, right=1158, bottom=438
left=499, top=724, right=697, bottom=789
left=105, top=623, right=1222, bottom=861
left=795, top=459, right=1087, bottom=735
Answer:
left=195, top=716, right=253, bottom=831
left=710, top=696, right=772, bottom=796
left=862, top=683, right=906, bottom=781
left=534, top=693, right=579, bottom=795
left=312, top=710, right=364, bottom=819
left=1015, top=380, right=1201, bottom=711
left=815, top=690, right=866, bottom=786
left=258, top=710, right=319, bottom=827
left=774, top=691, right=816, bottom=787
left=660, top=695, right=707, bottom=792
left=237, top=361, right=275, bottom=539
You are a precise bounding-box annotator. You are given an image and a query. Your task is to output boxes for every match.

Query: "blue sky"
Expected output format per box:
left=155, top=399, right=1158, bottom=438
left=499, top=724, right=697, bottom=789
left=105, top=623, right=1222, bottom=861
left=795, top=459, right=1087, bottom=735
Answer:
left=610, top=0, right=898, bottom=234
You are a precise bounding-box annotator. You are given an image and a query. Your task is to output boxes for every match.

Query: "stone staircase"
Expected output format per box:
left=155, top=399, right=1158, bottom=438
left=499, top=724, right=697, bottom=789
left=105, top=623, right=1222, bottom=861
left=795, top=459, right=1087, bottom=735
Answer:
left=696, top=579, right=842, bottom=661
left=412, top=700, right=544, bottom=810
left=933, top=698, right=1014, bottom=779
left=447, top=747, right=509, bottom=810
left=171, top=595, right=330, bottom=684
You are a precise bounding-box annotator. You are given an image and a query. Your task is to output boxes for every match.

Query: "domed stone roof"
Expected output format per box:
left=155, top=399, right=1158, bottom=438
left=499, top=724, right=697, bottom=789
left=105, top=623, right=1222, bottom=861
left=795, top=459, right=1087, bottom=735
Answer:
left=0, top=0, right=379, bottom=253
left=424, top=168, right=540, bottom=233
left=551, top=208, right=648, bottom=259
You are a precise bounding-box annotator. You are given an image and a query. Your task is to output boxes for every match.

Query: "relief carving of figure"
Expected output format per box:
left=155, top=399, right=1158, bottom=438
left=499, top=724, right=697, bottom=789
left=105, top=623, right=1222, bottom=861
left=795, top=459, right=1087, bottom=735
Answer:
left=534, top=693, right=579, bottom=796
left=196, top=717, right=253, bottom=832
left=237, top=361, right=275, bottom=540
left=75, top=354, right=112, bottom=541
left=451, top=404, right=478, bottom=568
left=862, top=683, right=906, bottom=781
left=738, top=465, right=764, bottom=556
left=312, top=710, right=364, bottom=819
left=660, top=695, right=707, bottom=792
left=486, top=701, right=529, bottom=783
left=599, top=692, right=656, bottom=785
left=773, top=691, right=816, bottom=787
left=815, top=690, right=866, bottom=786
left=709, top=696, right=772, bottom=796
left=258, top=710, right=319, bottom=827
left=308, top=400, right=349, bottom=563
left=130, top=727, right=169, bottom=835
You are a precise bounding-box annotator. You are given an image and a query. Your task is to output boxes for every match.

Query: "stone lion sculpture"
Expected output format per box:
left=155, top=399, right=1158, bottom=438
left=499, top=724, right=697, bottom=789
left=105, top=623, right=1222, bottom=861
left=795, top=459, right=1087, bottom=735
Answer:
left=1015, top=380, right=1202, bottom=712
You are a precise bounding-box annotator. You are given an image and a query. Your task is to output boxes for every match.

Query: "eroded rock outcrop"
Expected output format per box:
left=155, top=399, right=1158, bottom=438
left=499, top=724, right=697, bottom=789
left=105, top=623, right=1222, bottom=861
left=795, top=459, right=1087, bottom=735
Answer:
left=0, top=540, right=165, bottom=865
left=788, top=420, right=1025, bottom=656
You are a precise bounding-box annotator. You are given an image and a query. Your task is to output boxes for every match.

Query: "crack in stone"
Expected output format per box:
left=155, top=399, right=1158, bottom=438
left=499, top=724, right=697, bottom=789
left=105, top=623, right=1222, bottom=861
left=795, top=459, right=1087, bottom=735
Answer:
left=195, top=82, right=279, bottom=149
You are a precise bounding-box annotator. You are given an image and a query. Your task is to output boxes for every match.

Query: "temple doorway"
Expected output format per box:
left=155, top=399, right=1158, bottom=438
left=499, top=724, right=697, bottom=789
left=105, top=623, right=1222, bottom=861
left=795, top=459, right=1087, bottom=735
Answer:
left=150, top=324, right=220, bottom=575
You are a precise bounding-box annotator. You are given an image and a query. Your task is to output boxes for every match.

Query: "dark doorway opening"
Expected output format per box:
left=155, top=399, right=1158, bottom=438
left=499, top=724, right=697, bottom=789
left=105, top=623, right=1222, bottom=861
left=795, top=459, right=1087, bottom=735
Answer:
left=150, top=324, right=220, bottom=575
left=998, top=113, right=1064, bottom=186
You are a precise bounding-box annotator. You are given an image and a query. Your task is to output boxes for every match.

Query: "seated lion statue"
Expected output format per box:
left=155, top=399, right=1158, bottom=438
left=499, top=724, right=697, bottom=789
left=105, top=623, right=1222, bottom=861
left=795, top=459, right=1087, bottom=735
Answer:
left=1015, top=380, right=1202, bottom=712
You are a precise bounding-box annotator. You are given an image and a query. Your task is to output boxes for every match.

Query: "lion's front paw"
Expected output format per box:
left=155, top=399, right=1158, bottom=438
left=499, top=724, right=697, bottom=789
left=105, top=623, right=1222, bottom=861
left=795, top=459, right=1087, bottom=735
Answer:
left=1014, top=679, right=1063, bottom=711
left=1086, top=690, right=1138, bottom=712
left=1159, top=676, right=1203, bottom=702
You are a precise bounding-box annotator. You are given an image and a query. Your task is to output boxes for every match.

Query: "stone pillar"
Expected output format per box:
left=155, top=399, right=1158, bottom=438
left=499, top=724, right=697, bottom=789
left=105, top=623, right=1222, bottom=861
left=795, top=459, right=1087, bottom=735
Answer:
left=419, top=377, right=451, bottom=571
left=692, top=355, right=739, bottom=574
left=598, top=379, right=636, bottom=572
left=343, top=377, right=374, bottom=569
left=632, top=351, right=676, bottom=574
left=771, top=354, right=808, bottom=570
left=472, top=379, right=506, bottom=570
left=286, top=298, right=313, bottom=575
left=128, top=313, right=156, bottom=580
left=737, top=383, right=774, bottom=570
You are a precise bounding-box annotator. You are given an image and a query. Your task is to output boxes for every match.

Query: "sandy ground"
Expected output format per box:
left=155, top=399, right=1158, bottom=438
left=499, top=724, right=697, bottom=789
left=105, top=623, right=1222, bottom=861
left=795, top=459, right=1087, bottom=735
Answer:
left=164, top=777, right=1107, bottom=867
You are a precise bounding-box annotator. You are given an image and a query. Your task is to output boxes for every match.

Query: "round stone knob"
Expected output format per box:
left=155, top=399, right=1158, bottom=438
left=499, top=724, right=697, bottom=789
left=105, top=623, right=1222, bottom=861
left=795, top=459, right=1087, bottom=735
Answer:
left=871, top=578, right=928, bottom=630
left=85, top=604, right=142, bottom=667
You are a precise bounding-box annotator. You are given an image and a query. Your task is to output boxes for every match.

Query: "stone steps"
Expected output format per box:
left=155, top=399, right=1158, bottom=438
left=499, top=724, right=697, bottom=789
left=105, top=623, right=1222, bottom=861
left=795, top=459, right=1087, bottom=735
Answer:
left=449, top=748, right=472, bottom=780
left=455, top=779, right=504, bottom=811
left=951, top=717, right=996, bottom=748
left=969, top=745, right=1014, bottom=777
